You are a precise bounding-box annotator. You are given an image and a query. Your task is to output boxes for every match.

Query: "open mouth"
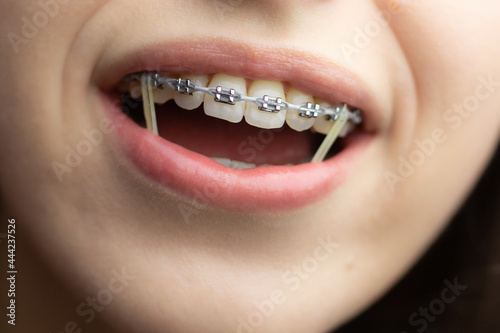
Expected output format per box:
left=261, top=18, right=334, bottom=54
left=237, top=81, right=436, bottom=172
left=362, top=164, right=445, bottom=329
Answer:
left=98, top=40, right=378, bottom=212
left=118, top=72, right=363, bottom=169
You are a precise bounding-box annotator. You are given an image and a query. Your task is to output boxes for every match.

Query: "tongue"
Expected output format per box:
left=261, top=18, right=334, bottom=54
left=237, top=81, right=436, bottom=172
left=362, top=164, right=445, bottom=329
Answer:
left=156, top=102, right=316, bottom=165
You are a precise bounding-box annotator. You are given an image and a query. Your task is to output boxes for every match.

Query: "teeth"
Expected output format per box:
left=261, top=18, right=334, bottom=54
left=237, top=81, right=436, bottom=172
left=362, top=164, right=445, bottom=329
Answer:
left=245, top=80, right=286, bottom=129
left=153, top=87, right=174, bottom=104
left=285, top=88, right=315, bottom=132
left=210, top=157, right=296, bottom=169
left=174, top=75, right=209, bottom=110
left=211, top=157, right=257, bottom=169
left=127, top=72, right=360, bottom=165
left=340, top=122, right=355, bottom=138
left=211, top=157, right=231, bottom=167
left=204, top=74, right=246, bottom=123
left=125, top=72, right=360, bottom=140
left=129, top=81, right=143, bottom=99
left=230, top=160, right=258, bottom=169
left=312, top=98, right=335, bottom=135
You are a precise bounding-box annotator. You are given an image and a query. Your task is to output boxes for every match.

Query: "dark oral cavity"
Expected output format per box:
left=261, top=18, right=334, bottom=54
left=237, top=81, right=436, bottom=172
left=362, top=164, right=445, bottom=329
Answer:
left=119, top=91, right=346, bottom=167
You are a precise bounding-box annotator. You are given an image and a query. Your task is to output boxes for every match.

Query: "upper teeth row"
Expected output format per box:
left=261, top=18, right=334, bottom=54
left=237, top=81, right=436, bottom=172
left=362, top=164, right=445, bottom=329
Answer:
left=125, top=72, right=362, bottom=133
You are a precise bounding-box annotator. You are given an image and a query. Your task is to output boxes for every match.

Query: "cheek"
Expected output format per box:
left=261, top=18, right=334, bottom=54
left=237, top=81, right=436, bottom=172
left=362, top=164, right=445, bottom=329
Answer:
left=389, top=2, right=500, bottom=99
left=374, top=0, right=500, bottom=240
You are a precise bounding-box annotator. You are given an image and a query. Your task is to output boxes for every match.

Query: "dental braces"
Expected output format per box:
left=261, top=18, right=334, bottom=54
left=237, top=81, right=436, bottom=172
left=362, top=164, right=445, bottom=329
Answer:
left=130, top=72, right=363, bottom=163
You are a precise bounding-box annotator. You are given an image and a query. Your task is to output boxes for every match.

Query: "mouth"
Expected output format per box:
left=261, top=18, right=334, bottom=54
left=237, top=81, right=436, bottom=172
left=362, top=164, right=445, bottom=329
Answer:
left=98, top=39, right=380, bottom=212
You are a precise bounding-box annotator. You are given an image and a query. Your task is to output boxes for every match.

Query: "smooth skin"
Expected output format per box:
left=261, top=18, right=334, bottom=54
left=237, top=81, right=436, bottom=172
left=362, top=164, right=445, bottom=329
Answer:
left=1, top=1, right=499, bottom=332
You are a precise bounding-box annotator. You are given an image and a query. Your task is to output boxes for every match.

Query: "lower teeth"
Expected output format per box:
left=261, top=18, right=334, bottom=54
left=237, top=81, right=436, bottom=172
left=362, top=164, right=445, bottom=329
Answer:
left=210, top=158, right=294, bottom=169
left=210, top=158, right=256, bottom=169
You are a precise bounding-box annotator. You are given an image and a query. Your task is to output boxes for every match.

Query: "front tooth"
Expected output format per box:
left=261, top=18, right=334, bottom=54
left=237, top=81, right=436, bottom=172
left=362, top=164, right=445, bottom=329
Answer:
left=245, top=80, right=286, bottom=129
left=204, top=74, right=246, bottom=123
left=153, top=87, right=174, bottom=104
left=313, top=98, right=335, bottom=134
left=285, top=88, right=315, bottom=132
left=174, top=75, right=209, bottom=110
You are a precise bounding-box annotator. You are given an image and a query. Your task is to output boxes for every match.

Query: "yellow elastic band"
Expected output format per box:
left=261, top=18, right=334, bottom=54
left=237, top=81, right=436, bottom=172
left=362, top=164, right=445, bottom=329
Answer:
left=141, top=73, right=159, bottom=135
left=311, top=105, right=348, bottom=163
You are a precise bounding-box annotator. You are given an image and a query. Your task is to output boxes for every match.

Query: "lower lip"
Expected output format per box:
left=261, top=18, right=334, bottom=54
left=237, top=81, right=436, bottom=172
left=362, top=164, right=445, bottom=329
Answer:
left=104, top=94, right=371, bottom=212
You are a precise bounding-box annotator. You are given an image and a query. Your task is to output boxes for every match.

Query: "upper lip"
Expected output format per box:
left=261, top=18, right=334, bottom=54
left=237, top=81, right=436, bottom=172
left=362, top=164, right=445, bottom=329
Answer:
left=95, top=37, right=383, bottom=133
left=96, top=37, right=381, bottom=212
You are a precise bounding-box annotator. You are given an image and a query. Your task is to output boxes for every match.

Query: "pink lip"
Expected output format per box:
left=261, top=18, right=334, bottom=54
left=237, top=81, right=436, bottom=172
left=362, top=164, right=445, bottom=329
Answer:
left=97, top=39, right=379, bottom=212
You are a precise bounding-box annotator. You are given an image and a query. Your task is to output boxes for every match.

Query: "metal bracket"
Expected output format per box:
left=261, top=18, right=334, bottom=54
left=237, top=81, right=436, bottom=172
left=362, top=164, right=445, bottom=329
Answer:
left=257, top=95, right=285, bottom=113
left=212, top=86, right=239, bottom=105
left=298, top=103, right=321, bottom=118
left=172, top=79, right=196, bottom=95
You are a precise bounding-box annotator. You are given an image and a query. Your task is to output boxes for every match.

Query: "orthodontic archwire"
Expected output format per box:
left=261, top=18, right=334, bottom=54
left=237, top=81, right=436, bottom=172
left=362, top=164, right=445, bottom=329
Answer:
left=131, top=72, right=363, bottom=163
